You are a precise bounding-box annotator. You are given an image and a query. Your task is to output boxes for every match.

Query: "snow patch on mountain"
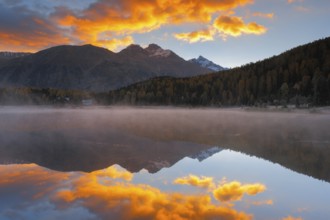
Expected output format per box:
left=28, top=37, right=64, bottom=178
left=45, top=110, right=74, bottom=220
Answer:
left=189, top=56, right=226, bottom=72
left=150, top=48, right=172, bottom=57
left=190, top=146, right=223, bottom=162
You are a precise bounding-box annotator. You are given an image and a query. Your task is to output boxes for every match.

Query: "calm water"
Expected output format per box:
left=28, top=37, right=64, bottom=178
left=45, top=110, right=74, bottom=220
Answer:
left=0, top=107, right=329, bottom=220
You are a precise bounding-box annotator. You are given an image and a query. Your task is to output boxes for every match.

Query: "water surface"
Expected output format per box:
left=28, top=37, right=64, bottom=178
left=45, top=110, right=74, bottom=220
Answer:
left=0, top=107, right=329, bottom=220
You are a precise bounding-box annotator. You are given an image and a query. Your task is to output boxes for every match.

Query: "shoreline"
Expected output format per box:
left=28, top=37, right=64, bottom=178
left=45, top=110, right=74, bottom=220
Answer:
left=0, top=104, right=330, bottom=115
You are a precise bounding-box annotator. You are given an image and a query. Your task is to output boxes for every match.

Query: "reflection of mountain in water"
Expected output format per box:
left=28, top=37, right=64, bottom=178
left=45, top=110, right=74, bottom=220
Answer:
left=0, top=130, right=215, bottom=173
left=113, top=108, right=330, bottom=182
left=190, top=146, right=223, bottom=161
left=0, top=108, right=329, bottom=182
left=0, top=111, right=216, bottom=173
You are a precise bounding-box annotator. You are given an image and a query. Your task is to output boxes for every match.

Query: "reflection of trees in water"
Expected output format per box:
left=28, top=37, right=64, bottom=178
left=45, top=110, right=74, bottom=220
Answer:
left=112, top=110, right=330, bottom=182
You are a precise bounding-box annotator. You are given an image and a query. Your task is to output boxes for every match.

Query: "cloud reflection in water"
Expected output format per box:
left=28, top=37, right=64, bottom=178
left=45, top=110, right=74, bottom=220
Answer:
left=0, top=164, right=273, bottom=220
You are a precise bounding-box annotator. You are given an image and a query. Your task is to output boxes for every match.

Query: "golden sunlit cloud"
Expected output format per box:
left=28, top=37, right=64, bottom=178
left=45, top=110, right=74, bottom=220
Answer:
left=213, top=181, right=266, bottom=202
left=54, top=171, right=253, bottom=220
left=174, top=29, right=215, bottom=43
left=213, top=15, right=267, bottom=37
left=252, top=12, right=274, bottom=19
left=89, top=165, right=133, bottom=181
left=174, top=175, right=215, bottom=188
left=54, top=0, right=256, bottom=49
left=0, top=164, right=69, bottom=186
left=2, top=164, right=284, bottom=220
left=55, top=182, right=253, bottom=220
left=0, top=0, right=269, bottom=51
left=282, top=216, right=303, bottom=220
left=93, top=36, right=134, bottom=51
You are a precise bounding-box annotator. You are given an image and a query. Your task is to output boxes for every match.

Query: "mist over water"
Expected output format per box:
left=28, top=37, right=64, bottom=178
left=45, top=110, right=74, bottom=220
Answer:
left=0, top=106, right=330, bottom=220
left=0, top=106, right=329, bottom=176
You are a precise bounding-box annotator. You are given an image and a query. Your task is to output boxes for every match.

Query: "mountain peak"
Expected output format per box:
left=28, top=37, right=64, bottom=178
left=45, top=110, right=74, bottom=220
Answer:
left=119, top=44, right=147, bottom=56
left=126, top=44, right=144, bottom=50
left=197, top=55, right=207, bottom=60
left=189, top=56, right=226, bottom=72
left=145, top=43, right=162, bottom=51
left=145, top=44, right=172, bottom=58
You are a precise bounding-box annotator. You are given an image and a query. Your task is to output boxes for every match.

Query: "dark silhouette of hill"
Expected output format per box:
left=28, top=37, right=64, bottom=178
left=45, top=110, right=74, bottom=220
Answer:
left=0, top=44, right=209, bottom=92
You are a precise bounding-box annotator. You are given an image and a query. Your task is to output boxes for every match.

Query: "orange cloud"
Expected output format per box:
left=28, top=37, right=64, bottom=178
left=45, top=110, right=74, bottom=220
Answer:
left=213, top=181, right=266, bottom=202
left=213, top=15, right=267, bottom=37
left=2, top=164, right=281, bottom=220
left=174, top=175, right=215, bottom=188
left=0, top=0, right=263, bottom=51
left=175, top=12, right=269, bottom=43
left=282, top=216, right=303, bottom=220
left=0, top=164, right=69, bottom=186
left=174, top=29, right=215, bottom=43
left=252, top=12, right=274, bottom=19
left=89, top=165, right=133, bottom=181
left=55, top=174, right=253, bottom=220
left=53, top=0, right=256, bottom=49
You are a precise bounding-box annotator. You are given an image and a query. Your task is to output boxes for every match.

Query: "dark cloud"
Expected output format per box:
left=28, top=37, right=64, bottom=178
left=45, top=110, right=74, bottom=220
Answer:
left=0, top=2, right=70, bottom=51
left=0, top=0, right=22, bottom=6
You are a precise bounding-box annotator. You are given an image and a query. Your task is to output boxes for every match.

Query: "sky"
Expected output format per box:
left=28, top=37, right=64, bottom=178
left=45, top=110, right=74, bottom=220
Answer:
left=0, top=0, right=329, bottom=68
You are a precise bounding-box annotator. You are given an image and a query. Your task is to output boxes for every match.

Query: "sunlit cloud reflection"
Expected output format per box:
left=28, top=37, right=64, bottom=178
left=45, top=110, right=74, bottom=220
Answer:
left=0, top=164, right=281, bottom=220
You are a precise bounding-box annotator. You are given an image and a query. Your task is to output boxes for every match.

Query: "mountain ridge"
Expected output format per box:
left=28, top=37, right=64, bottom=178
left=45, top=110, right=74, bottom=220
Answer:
left=0, top=43, right=210, bottom=92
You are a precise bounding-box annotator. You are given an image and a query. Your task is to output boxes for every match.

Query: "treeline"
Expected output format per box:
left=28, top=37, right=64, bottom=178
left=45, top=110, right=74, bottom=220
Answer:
left=104, top=37, right=330, bottom=107
left=0, top=87, right=93, bottom=105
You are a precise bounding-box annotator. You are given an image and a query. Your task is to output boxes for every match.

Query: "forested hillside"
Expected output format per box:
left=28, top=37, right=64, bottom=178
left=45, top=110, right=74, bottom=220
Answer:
left=104, top=37, right=330, bottom=107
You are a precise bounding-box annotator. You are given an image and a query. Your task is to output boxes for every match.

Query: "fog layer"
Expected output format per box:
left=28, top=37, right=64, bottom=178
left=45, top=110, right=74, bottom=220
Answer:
left=0, top=107, right=329, bottom=180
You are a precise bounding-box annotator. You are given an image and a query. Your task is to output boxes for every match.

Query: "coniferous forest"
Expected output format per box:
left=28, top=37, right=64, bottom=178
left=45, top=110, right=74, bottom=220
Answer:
left=104, top=37, right=330, bottom=107
left=1, top=37, right=329, bottom=107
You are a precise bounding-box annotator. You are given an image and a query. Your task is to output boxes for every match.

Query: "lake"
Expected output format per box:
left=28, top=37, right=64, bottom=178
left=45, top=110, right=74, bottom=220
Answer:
left=0, top=107, right=329, bottom=220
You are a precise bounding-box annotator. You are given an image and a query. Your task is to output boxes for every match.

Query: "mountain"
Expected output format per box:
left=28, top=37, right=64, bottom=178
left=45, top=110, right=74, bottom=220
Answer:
left=1, top=37, right=329, bottom=106
left=189, top=56, right=226, bottom=72
left=107, top=37, right=330, bottom=106
left=0, top=44, right=209, bottom=92
left=190, top=146, right=223, bottom=161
